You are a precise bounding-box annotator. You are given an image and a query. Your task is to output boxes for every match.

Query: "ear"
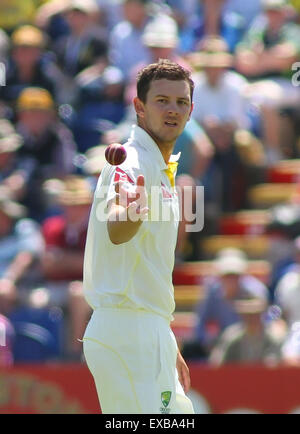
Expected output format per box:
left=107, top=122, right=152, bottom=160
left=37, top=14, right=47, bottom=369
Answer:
left=188, top=102, right=194, bottom=121
left=133, top=97, right=145, bottom=119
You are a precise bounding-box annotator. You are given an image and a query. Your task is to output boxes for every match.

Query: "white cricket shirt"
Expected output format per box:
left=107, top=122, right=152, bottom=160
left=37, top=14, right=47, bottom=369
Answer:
left=83, top=125, right=181, bottom=322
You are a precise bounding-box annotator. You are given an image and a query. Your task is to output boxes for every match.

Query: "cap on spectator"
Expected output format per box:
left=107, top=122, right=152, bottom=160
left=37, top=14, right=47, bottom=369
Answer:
left=0, top=188, right=27, bottom=219
left=17, top=87, right=55, bottom=112
left=234, top=298, right=267, bottom=315
left=187, top=36, right=233, bottom=69
left=43, top=175, right=93, bottom=206
left=11, top=25, right=45, bottom=48
left=142, top=14, right=179, bottom=48
left=66, top=0, right=99, bottom=14
left=262, top=0, right=287, bottom=10
left=215, top=248, right=248, bottom=275
left=0, top=119, right=23, bottom=153
left=83, top=145, right=107, bottom=176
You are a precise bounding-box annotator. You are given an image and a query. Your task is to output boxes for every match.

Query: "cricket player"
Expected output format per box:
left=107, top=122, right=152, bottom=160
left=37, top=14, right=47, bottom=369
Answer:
left=82, top=59, right=195, bottom=414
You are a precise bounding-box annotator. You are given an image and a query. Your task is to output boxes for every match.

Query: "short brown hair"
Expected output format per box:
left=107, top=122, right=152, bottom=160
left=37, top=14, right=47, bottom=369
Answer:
left=136, top=59, right=194, bottom=103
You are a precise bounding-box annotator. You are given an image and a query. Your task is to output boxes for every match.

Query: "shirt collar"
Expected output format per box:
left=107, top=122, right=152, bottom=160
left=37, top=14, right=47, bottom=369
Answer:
left=129, top=124, right=181, bottom=170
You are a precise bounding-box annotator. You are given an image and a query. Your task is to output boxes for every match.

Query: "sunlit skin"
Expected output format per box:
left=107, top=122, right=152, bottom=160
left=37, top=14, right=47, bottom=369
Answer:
left=204, top=66, right=226, bottom=87
left=18, top=109, right=55, bottom=137
left=65, top=10, right=91, bottom=35
left=123, top=0, right=147, bottom=29
left=134, top=79, right=193, bottom=164
left=266, top=9, right=287, bottom=34
left=12, top=46, right=41, bottom=68
left=221, top=274, right=241, bottom=299
left=0, top=211, right=13, bottom=237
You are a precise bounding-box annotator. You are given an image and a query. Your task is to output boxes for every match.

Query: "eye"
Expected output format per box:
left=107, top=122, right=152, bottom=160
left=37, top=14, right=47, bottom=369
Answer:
left=178, top=100, right=189, bottom=106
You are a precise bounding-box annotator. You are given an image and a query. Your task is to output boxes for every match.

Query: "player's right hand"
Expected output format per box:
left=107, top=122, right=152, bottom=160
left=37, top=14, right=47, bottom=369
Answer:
left=115, top=174, right=149, bottom=222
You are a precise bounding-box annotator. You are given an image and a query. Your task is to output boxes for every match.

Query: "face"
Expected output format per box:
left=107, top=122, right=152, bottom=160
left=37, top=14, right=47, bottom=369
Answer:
left=123, top=1, right=146, bottom=27
left=266, top=9, right=286, bottom=29
left=12, top=46, right=41, bottom=66
left=221, top=274, right=240, bottom=298
left=149, top=47, right=174, bottom=62
left=0, top=211, right=13, bottom=237
left=66, top=10, right=90, bottom=33
left=18, top=110, right=54, bottom=135
left=134, top=78, right=193, bottom=148
left=204, top=67, right=225, bottom=86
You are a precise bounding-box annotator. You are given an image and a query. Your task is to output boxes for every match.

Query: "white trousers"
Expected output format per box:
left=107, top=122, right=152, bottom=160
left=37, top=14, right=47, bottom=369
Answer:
left=83, top=307, right=194, bottom=414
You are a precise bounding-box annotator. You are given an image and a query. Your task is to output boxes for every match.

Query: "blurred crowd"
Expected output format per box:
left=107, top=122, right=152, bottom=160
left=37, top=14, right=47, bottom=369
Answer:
left=0, top=0, right=300, bottom=366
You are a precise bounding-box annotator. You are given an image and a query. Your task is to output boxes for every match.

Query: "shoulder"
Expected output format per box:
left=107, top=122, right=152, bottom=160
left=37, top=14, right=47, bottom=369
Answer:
left=276, top=270, right=300, bottom=297
left=224, top=70, right=249, bottom=90
left=121, top=140, right=155, bottom=187
left=240, top=275, right=269, bottom=299
left=15, top=218, right=41, bottom=236
left=110, top=21, right=132, bottom=39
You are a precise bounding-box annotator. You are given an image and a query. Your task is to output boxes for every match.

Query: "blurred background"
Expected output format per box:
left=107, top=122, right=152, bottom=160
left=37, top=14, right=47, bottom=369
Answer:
left=0, top=0, right=300, bottom=414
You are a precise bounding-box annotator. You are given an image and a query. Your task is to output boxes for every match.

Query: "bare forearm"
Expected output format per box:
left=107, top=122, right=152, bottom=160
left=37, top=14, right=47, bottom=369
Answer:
left=4, top=252, right=33, bottom=283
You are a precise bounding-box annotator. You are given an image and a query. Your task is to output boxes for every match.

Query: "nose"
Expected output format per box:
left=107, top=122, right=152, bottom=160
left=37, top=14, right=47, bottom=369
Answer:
left=167, top=102, right=178, bottom=115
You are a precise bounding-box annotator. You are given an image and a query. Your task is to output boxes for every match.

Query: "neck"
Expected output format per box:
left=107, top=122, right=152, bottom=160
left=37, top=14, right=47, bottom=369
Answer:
left=18, top=64, right=35, bottom=81
left=157, top=143, right=174, bottom=165
left=138, top=122, right=175, bottom=164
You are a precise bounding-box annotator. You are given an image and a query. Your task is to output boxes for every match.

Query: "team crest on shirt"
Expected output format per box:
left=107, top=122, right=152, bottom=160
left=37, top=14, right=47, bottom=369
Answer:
left=160, top=391, right=172, bottom=414
left=114, top=167, right=134, bottom=184
left=161, top=182, right=173, bottom=199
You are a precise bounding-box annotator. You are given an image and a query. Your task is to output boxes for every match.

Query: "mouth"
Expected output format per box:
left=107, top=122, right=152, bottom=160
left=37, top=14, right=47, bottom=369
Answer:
left=164, top=120, right=178, bottom=128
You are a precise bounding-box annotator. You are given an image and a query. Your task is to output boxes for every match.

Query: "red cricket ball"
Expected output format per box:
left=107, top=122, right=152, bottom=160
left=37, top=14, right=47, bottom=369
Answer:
left=105, top=143, right=127, bottom=166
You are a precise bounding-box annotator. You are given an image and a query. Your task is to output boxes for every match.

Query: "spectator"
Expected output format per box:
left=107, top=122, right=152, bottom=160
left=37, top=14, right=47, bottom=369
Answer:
left=53, top=0, right=107, bottom=77
left=0, top=118, right=27, bottom=203
left=174, top=118, right=214, bottom=261
left=73, top=55, right=125, bottom=151
left=235, top=0, right=300, bottom=163
left=40, top=175, right=93, bottom=358
left=0, top=25, right=58, bottom=108
left=35, top=0, right=73, bottom=42
left=281, top=321, right=300, bottom=366
left=187, top=248, right=269, bottom=358
left=125, top=13, right=191, bottom=105
left=81, top=144, right=107, bottom=184
left=164, top=0, right=203, bottom=53
left=14, top=87, right=77, bottom=220
left=209, top=298, right=283, bottom=365
left=274, top=236, right=300, bottom=328
left=189, top=36, right=250, bottom=211
left=108, top=0, right=152, bottom=80
left=0, top=188, right=44, bottom=317
left=201, top=0, right=263, bottom=51
left=48, top=0, right=107, bottom=104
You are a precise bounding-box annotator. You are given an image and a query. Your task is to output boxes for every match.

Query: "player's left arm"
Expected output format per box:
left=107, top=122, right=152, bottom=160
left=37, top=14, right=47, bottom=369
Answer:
left=176, top=349, right=191, bottom=393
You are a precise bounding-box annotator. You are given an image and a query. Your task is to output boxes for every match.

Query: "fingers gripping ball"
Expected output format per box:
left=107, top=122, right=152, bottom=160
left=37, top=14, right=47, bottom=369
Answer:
left=105, top=143, right=127, bottom=166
